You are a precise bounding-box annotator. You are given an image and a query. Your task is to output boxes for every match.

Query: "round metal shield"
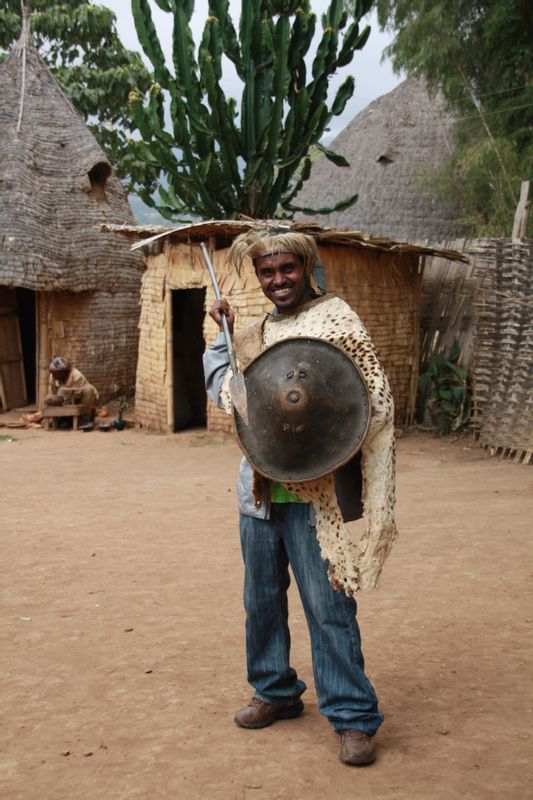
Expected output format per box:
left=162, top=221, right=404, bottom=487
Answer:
left=234, top=337, right=370, bottom=483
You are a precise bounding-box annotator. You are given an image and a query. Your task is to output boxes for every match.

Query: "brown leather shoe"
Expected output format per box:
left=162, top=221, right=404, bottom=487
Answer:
left=234, top=697, right=304, bottom=729
left=339, top=729, right=376, bottom=766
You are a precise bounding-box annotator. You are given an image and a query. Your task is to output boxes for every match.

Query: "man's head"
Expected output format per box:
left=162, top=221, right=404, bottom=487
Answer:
left=228, top=229, right=319, bottom=312
left=49, top=356, right=71, bottom=384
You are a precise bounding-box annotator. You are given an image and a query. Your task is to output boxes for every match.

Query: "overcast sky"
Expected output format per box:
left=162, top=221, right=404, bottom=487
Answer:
left=99, top=1, right=403, bottom=142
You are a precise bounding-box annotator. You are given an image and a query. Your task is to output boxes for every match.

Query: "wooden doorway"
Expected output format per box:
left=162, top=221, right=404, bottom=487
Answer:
left=0, top=286, right=36, bottom=410
left=170, top=288, right=207, bottom=431
left=16, top=288, right=37, bottom=403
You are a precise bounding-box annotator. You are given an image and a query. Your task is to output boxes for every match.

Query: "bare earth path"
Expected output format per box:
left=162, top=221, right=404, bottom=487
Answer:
left=0, top=425, right=532, bottom=800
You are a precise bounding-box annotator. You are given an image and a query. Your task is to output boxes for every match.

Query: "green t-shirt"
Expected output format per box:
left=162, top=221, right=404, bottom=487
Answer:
left=271, top=483, right=305, bottom=504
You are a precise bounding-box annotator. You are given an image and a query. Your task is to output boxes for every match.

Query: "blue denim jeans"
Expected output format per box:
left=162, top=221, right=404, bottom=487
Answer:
left=239, top=503, right=384, bottom=734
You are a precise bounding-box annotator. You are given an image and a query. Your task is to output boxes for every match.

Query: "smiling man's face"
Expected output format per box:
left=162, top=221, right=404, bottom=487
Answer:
left=254, top=252, right=308, bottom=312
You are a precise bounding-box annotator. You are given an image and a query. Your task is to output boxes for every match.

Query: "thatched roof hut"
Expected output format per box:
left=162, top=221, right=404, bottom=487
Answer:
left=0, top=17, right=143, bottom=411
left=295, top=78, right=463, bottom=243
left=104, top=219, right=465, bottom=434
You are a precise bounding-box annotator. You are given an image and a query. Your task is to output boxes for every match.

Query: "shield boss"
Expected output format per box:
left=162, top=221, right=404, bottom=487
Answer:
left=234, top=337, right=370, bottom=483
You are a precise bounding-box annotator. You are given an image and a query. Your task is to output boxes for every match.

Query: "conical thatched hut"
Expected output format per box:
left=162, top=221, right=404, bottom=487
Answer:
left=295, top=79, right=463, bottom=242
left=0, top=19, right=143, bottom=411
left=103, top=219, right=465, bottom=434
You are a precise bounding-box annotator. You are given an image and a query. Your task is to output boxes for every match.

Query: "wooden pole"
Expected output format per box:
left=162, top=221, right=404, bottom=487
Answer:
left=208, top=237, right=216, bottom=268
left=512, top=180, right=531, bottom=242
left=36, top=292, right=49, bottom=408
left=208, top=235, right=217, bottom=317
left=409, top=254, right=423, bottom=427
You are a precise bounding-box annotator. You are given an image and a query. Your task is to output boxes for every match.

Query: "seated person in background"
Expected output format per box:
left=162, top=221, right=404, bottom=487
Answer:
left=46, top=357, right=99, bottom=417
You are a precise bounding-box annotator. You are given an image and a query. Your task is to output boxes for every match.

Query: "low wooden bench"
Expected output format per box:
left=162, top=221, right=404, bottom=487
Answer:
left=42, top=404, right=91, bottom=431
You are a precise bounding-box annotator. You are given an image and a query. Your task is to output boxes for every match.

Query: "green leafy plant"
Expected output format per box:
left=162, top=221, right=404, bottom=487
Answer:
left=418, top=343, right=471, bottom=435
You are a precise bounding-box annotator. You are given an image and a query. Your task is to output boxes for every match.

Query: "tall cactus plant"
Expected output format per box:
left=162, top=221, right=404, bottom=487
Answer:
left=130, top=0, right=372, bottom=219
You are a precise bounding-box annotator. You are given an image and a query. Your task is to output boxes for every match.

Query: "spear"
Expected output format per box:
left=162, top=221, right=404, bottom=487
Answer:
left=200, top=243, right=249, bottom=424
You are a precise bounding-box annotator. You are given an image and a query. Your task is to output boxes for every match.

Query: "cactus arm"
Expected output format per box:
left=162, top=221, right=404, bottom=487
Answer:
left=287, top=3, right=315, bottom=81
left=171, top=2, right=212, bottom=160
left=257, top=14, right=291, bottom=216
left=240, top=0, right=258, bottom=161
left=167, top=95, right=222, bottom=217
left=330, top=74, right=355, bottom=117
left=200, top=15, right=242, bottom=202
left=337, top=20, right=370, bottom=66
left=281, top=156, right=313, bottom=206
left=199, top=16, right=242, bottom=192
left=315, top=142, right=350, bottom=167
left=284, top=193, right=359, bottom=215
left=208, top=0, right=243, bottom=77
left=131, top=0, right=171, bottom=88
left=151, top=0, right=173, bottom=11
left=264, top=16, right=291, bottom=166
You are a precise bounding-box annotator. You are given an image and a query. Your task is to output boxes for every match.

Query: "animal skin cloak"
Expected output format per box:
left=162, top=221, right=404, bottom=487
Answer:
left=221, top=293, right=398, bottom=595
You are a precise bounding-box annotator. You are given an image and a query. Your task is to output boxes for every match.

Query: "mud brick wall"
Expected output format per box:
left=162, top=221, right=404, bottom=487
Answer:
left=320, top=246, right=421, bottom=427
left=46, top=288, right=140, bottom=402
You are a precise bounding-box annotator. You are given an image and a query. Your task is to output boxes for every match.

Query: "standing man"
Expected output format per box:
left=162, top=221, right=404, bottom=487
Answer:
left=203, top=229, right=397, bottom=766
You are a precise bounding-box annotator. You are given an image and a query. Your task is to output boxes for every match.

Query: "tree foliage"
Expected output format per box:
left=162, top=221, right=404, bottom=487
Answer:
left=130, top=0, right=373, bottom=220
left=376, top=0, right=533, bottom=235
left=0, top=1, right=158, bottom=195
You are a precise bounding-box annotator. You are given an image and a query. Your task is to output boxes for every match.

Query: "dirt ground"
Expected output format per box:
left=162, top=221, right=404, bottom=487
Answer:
left=0, top=419, right=532, bottom=800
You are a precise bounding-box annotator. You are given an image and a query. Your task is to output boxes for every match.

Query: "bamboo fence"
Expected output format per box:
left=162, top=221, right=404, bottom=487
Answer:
left=420, top=238, right=533, bottom=464
left=470, top=239, right=533, bottom=464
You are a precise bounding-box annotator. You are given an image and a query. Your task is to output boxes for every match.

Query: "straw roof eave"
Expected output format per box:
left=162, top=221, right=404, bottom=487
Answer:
left=101, top=220, right=468, bottom=263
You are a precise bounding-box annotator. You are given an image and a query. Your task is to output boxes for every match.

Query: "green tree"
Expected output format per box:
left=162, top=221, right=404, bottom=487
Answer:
left=0, top=1, right=158, bottom=195
left=129, top=0, right=373, bottom=220
left=376, top=0, right=533, bottom=235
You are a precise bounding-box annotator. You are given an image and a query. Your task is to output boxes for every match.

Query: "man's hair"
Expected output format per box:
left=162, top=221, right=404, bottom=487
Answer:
left=228, top=228, right=318, bottom=278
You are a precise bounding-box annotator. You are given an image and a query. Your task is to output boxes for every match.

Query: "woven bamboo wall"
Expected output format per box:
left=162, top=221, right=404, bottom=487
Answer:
left=471, top=239, right=533, bottom=463
left=135, top=253, right=168, bottom=430
left=45, top=289, right=140, bottom=401
left=419, top=239, right=476, bottom=369
left=135, top=243, right=421, bottom=432
left=320, top=246, right=421, bottom=426
left=206, top=248, right=273, bottom=434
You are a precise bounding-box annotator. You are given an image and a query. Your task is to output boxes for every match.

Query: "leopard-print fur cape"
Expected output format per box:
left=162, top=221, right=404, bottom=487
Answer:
left=221, top=294, right=398, bottom=595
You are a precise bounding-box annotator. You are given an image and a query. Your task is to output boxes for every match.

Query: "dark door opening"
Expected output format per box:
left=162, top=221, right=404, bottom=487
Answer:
left=171, top=288, right=207, bottom=431
left=15, top=288, right=36, bottom=403
left=0, top=286, right=35, bottom=410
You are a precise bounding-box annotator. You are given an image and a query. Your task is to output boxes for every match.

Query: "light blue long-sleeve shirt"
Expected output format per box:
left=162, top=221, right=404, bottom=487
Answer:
left=203, top=332, right=270, bottom=519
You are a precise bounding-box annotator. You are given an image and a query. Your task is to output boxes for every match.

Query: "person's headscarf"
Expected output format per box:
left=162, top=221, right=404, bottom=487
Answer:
left=228, top=228, right=319, bottom=279
left=49, top=357, right=71, bottom=375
